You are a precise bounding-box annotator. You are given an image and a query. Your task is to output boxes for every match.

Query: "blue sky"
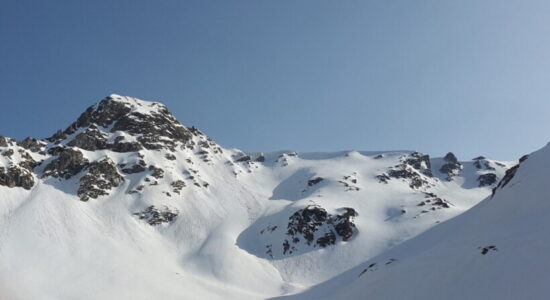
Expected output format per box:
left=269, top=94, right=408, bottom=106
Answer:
left=1, top=0, right=550, bottom=160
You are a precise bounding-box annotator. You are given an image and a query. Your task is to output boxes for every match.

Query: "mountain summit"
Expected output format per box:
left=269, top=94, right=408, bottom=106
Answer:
left=48, top=94, right=193, bottom=152
left=0, top=95, right=519, bottom=299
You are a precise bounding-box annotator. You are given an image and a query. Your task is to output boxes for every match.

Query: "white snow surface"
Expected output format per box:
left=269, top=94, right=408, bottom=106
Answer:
left=280, top=144, right=550, bottom=300
left=0, top=95, right=519, bottom=299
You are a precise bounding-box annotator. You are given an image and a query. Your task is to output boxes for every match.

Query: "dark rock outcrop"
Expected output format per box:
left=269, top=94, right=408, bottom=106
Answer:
left=67, top=129, right=107, bottom=151
left=18, top=151, right=38, bottom=171
left=149, top=166, right=164, bottom=179
left=121, top=159, right=147, bottom=174
left=0, top=135, right=8, bottom=147
left=171, top=180, right=185, bottom=194
left=333, top=207, right=358, bottom=241
left=77, top=158, right=124, bottom=201
left=17, top=137, right=44, bottom=153
left=379, top=153, right=434, bottom=189
left=387, top=167, right=428, bottom=189
left=0, top=166, right=34, bottom=189
left=440, top=152, right=462, bottom=181
left=406, top=152, right=432, bottom=176
left=110, top=141, right=143, bottom=152
left=43, top=148, right=89, bottom=179
left=133, top=205, right=178, bottom=226
left=478, top=173, right=497, bottom=187
left=2, top=149, right=14, bottom=158
left=308, top=177, right=324, bottom=186
left=491, top=154, right=528, bottom=197
left=417, top=192, right=452, bottom=211
left=480, top=245, right=498, bottom=255
left=235, top=155, right=251, bottom=162
left=473, top=156, right=495, bottom=170
left=284, top=205, right=358, bottom=252
left=376, top=173, right=391, bottom=184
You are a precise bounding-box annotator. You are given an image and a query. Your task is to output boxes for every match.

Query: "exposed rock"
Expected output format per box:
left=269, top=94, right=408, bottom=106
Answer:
left=235, top=155, right=251, bottom=162
left=0, top=135, right=8, bottom=147
left=121, top=159, right=147, bottom=174
left=478, top=173, right=497, bottom=187
left=2, top=149, right=14, bottom=158
left=47, top=146, right=66, bottom=156
left=43, top=148, right=89, bottom=179
left=165, top=153, right=176, bottom=160
left=283, top=240, right=291, bottom=254
left=255, top=154, right=265, bottom=162
left=133, top=205, right=178, bottom=226
left=308, top=177, right=324, bottom=186
left=171, top=180, right=185, bottom=194
left=77, top=158, right=124, bottom=201
left=492, top=166, right=519, bottom=196
left=64, top=97, right=132, bottom=134
left=149, top=166, right=164, bottom=179
left=376, top=173, right=390, bottom=184
left=110, top=141, right=143, bottom=152
left=519, top=154, right=529, bottom=163
left=381, top=153, right=434, bottom=189
left=287, top=205, right=329, bottom=245
left=333, top=207, right=358, bottom=241
left=111, top=109, right=191, bottom=151
left=18, top=152, right=38, bottom=171
left=316, top=232, right=336, bottom=247
left=417, top=192, right=452, bottom=212
left=479, top=245, right=498, bottom=255
left=285, top=205, right=358, bottom=249
left=443, top=152, right=459, bottom=164
left=46, top=130, right=67, bottom=143
left=491, top=155, right=528, bottom=197
left=388, top=167, right=428, bottom=189
left=406, top=152, right=432, bottom=176
left=359, top=263, right=378, bottom=277
left=52, top=95, right=193, bottom=151
left=373, top=154, right=384, bottom=159
left=339, top=174, right=360, bottom=191
left=0, top=166, right=35, bottom=189
left=440, top=152, right=462, bottom=181
left=17, top=137, right=44, bottom=153
left=67, top=129, right=107, bottom=151
left=473, top=156, right=495, bottom=170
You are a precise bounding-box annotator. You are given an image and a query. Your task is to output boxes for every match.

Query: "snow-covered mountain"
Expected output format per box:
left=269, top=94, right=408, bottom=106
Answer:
left=281, top=143, right=549, bottom=300
left=0, top=95, right=517, bottom=299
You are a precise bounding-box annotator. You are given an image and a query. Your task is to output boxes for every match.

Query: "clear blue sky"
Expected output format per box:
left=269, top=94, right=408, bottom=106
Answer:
left=1, top=0, right=550, bottom=160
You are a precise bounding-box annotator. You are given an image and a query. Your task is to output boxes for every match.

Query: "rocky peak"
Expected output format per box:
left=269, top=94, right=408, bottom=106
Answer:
left=0, top=135, right=9, bottom=147
left=440, top=152, right=462, bottom=181
left=48, top=94, right=193, bottom=152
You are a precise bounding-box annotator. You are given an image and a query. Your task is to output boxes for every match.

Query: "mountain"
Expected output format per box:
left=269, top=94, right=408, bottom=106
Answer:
left=0, top=95, right=515, bottom=299
left=280, top=146, right=548, bottom=299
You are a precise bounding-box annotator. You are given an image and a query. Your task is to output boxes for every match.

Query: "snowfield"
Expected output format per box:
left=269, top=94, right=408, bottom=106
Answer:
left=281, top=144, right=550, bottom=300
left=0, top=95, right=530, bottom=300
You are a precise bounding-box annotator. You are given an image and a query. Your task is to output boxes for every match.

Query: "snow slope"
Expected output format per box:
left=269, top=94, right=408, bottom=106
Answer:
left=282, top=145, right=548, bottom=300
left=0, top=95, right=515, bottom=299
